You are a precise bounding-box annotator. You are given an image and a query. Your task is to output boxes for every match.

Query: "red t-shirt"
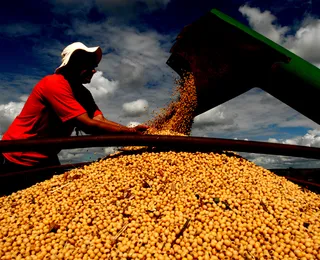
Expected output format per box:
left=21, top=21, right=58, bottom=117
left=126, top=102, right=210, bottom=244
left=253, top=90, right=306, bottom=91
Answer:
left=2, top=74, right=102, bottom=166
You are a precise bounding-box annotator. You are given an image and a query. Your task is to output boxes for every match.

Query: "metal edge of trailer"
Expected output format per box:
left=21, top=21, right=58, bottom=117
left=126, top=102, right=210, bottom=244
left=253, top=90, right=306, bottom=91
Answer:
left=1, top=135, right=320, bottom=195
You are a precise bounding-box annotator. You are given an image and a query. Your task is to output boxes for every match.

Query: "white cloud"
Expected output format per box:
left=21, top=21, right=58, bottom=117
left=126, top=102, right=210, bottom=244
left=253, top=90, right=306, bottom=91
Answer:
left=19, top=95, right=29, bottom=102
left=66, top=21, right=173, bottom=91
left=84, top=71, right=119, bottom=100
left=268, top=138, right=279, bottom=143
left=284, top=17, right=320, bottom=65
left=270, top=129, right=320, bottom=147
left=193, top=106, right=237, bottom=129
left=127, top=121, right=141, bottom=127
left=239, top=5, right=289, bottom=44
left=58, top=147, right=107, bottom=164
left=191, top=88, right=319, bottom=138
left=0, top=101, right=25, bottom=135
left=122, top=99, right=149, bottom=117
left=239, top=5, right=320, bottom=66
left=0, top=102, right=24, bottom=119
left=104, top=147, right=118, bottom=155
left=238, top=129, right=320, bottom=168
left=241, top=152, right=320, bottom=169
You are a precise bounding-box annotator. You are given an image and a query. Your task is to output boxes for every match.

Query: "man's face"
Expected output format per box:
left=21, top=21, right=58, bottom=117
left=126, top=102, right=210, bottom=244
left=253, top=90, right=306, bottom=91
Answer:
left=69, top=50, right=98, bottom=83
left=79, top=64, right=97, bottom=84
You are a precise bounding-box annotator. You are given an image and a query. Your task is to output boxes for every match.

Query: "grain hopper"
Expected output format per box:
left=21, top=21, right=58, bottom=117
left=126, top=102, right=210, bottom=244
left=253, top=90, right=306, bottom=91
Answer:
left=167, top=9, right=320, bottom=121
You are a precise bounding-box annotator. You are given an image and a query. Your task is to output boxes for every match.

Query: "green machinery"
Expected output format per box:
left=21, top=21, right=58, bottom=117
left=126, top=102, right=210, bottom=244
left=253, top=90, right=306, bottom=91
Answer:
left=167, top=9, right=320, bottom=123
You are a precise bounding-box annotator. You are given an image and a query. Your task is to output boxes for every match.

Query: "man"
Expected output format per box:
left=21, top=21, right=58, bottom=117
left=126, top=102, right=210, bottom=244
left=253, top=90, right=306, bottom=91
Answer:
left=1, top=42, right=148, bottom=173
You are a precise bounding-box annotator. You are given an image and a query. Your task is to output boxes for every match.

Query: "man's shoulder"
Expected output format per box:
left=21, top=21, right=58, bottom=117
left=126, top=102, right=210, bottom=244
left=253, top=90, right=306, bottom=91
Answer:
left=42, top=74, right=68, bottom=83
left=38, top=74, right=70, bottom=89
left=34, top=74, right=71, bottom=97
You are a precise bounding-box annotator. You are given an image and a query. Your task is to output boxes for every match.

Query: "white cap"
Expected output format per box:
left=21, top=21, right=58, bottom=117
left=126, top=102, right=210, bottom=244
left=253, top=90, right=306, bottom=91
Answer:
left=55, top=42, right=102, bottom=73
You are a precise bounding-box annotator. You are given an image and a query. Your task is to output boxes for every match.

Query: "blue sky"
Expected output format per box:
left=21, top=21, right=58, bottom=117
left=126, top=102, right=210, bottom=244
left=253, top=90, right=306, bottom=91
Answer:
left=1, top=0, right=320, bottom=168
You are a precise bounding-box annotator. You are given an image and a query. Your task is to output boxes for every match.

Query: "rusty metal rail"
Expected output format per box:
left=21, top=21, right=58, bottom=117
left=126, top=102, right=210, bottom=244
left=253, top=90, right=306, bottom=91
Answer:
left=1, top=135, right=320, bottom=195
left=1, top=134, right=320, bottom=159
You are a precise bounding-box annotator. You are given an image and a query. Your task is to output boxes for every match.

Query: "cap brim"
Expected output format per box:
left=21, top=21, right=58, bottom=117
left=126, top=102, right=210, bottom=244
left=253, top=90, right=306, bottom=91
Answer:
left=55, top=46, right=102, bottom=73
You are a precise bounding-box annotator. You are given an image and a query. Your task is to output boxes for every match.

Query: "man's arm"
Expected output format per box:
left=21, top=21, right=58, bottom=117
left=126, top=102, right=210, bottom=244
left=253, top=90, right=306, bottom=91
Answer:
left=74, top=113, right=147, bottom=135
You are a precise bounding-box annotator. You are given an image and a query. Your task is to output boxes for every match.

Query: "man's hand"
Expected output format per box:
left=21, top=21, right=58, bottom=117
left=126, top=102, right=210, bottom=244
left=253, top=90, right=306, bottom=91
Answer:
left=75, top=113, right=142, bottom=135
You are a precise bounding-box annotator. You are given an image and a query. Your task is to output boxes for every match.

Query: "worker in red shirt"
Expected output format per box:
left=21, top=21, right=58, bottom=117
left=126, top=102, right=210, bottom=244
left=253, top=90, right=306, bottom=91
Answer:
left=0, top=42, right=148, bottom=173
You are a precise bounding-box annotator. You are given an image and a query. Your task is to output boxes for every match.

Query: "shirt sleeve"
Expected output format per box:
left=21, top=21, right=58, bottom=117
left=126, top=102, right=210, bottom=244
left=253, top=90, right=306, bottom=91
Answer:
left=93, top=109, right=103, bottom=117
left=42, top=76, right=87, bottom=122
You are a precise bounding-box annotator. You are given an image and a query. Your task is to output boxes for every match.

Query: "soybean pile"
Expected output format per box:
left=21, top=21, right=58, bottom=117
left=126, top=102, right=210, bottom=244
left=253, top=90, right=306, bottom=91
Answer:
left=1, top=152, right=320, bottom=260
left=1, top=73, right=320, bottom=260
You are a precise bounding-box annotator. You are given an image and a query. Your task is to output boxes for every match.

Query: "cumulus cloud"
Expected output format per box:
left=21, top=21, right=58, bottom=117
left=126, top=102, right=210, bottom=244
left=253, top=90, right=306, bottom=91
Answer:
left=66, top=22, right=173, bottom=90
left=19, top=95, right=29, bottom=102
left=193, top=106, right=237, bottom=129
left=238, top=129, right=320, bottom=169
left=0, top=101, right=25, bottom=134
left=191, top=88, right=319, bottom=139
left=127, top=121, right=141, bottom=127
left=268, top=138, right=279, bottom=143
left=104, top=147, right=119, bottom=155
left=0, top=102, right=24, bottom=119
left=285, top=17, right=320, bottom=65
left=239, top=5, right=289, bottom=44
left=240, top=151, right=320, bottom=169
left=84, top=71, right=119, bottom=100
left=269, top=129, right=320, bottom=147
left=122, top=99, right=149, bottom=117
left=239, top=5, right=320, bottom=66
left=58, top=147, right=107, bottom=164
